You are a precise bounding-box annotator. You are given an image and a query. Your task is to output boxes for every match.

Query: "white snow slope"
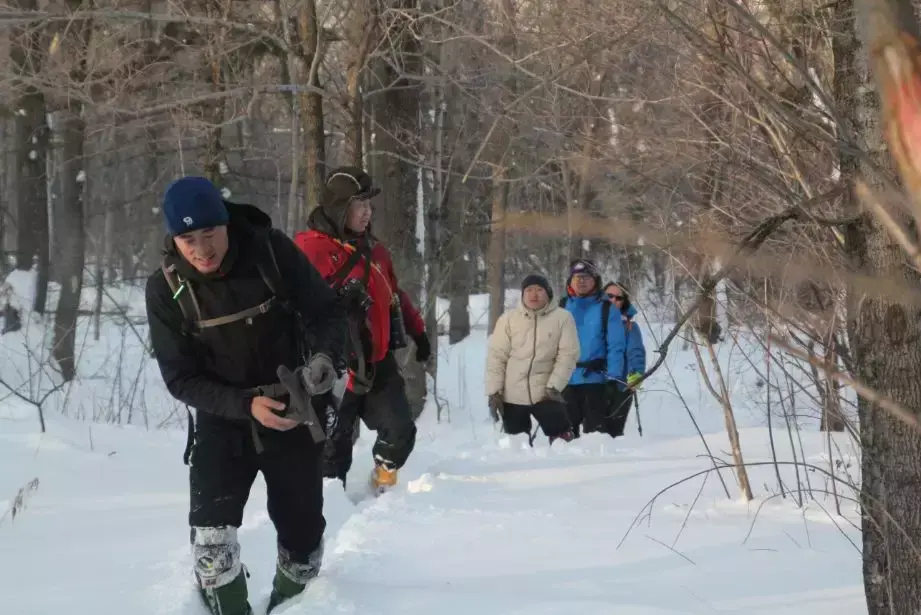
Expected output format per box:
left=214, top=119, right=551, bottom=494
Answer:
left=0, top=273, right=867, bottom=614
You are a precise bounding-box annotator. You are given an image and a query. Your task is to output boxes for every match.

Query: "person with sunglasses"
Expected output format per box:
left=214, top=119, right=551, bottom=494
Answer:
left=558, top=259, right=627, bottom=437
left=603, top=281, right=647, bottom=437
left=294, top=166, right=431, bottom=496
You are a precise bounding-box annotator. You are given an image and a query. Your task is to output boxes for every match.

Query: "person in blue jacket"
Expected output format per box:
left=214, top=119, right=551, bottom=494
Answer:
left=559, top=259, right=627, bottom=437
left=604, top=281, right=647, bottom=437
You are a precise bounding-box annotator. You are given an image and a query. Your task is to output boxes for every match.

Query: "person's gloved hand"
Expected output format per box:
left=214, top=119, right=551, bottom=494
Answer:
left=414, top=332, right=432, bottom=363
left=488, top=393, right=503, bottom=422
left=544, top=387, right=565, bottom=403
left=627, top=372, right=643, bottom=390
left=302, top=353, right=337, bottom=395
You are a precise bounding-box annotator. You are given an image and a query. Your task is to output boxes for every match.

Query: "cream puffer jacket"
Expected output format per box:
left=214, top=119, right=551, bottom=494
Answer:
left=485, top=301, right=580, bottom=406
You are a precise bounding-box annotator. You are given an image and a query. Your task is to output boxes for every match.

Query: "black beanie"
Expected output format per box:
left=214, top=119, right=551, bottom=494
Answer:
left=521, top=274, right=553, bottom=301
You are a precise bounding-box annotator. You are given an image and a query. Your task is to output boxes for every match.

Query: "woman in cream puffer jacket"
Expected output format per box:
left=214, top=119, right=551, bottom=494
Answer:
left=485, top=274, right=581, bottom=442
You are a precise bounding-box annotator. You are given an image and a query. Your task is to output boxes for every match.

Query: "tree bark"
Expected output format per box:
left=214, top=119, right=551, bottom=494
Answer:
left=369, top=0, right=426, bottom=419
left=343, top=0, right=375, bottom=167
left=52, top=109, right=86, bottom=382
left=297, top=0, right=326, bottom=214
left=835, top=1, right=921, bottom=612
left=487, top=172, right=507, bottom=334
left=10, top=0, right=50, bottom=313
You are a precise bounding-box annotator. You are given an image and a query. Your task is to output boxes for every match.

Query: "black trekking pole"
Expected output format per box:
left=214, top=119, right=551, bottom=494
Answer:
left=634, top=392, right=643, bottom=437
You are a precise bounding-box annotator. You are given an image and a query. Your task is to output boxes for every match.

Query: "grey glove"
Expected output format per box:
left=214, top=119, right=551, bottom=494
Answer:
left=545, top=387, right=565, bottom=403
left=302, top=353, right=337, bottom=395
left=488, top=393, right=503, bottom=422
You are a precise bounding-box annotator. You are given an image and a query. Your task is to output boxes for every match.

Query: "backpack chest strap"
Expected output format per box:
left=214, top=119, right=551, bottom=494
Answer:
left=194, top=296, right=278, bottom=329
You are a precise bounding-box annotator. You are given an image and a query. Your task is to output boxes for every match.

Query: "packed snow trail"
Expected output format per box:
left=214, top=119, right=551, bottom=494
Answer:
left=1, top=408, right=865, bottom=615
left=0, top=280, right=867, bottom=614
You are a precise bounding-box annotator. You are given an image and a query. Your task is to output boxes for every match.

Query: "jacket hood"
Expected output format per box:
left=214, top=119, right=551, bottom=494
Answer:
left=307, top=203, right=345, bottom=238
left=226, top=201, right=272, bottom=231
left=306, top=204, right=377, bottom=245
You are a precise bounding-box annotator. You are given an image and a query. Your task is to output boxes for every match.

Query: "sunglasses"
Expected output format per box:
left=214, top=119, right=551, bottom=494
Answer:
left=607, top=293, right=625, bottom=301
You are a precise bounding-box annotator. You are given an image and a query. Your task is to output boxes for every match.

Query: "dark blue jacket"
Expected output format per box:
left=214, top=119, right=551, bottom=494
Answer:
left=563, top=293, right=626, bottom=386
left=616, top=304, right=647, bottom=391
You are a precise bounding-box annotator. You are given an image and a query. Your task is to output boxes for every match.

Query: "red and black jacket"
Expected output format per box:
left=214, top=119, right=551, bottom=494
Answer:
left=294, top=206, right=425, bottom=368
left=295, top=229, right=424, bottom=363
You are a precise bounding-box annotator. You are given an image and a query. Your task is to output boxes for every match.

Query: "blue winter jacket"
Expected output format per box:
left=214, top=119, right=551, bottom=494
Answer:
left=617, top=304, right=647, bottom=391
left=563, top=293, right=627, bottom=386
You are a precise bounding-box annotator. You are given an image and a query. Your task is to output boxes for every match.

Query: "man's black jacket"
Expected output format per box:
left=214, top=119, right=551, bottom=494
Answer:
left=145, top=202, right=346, bottom=424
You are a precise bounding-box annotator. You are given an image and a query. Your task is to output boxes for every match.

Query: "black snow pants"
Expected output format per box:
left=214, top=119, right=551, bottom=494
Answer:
left=563, top=382, right=630, bottom=438
left=607, top=386, right=635, bottom=437
left=189, top=416, right=326, bottom=565
left=322, top=351, right=417, bottom=480
left=500, top=399, right=573, bottom=439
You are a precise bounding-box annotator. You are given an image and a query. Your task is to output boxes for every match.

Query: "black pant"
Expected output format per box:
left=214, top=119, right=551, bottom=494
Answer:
left=563, top=383, right=627, bottom=438
left=189, top=418, right=325, bottom=565
left=501, top=399, right=572, bottom=438
left=322, top=352, right=416, bottom=480
left=607, top=387, right=634, bottom=437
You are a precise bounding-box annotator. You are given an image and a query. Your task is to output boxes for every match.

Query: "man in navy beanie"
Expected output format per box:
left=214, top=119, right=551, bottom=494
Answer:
left=145, top=175, right=349, bottom=615
left=162, top=176, right=230, bottom=238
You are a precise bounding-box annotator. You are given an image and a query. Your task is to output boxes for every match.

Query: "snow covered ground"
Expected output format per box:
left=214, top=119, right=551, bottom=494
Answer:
left=0, top=271, right=867, bottom=614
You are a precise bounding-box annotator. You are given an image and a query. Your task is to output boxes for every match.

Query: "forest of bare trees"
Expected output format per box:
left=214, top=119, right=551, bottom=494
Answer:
left=5, top=0, right=921, bottom=611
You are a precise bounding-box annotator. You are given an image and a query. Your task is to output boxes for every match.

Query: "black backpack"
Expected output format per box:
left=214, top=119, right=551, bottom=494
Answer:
left=160, top=235, right=292, bottom=337
left=160, top=234, right=304, bottom=465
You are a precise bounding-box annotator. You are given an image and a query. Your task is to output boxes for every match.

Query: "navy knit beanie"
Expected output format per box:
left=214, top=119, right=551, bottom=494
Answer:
left=521, top=273, right=553, bottom=301
left=162, top=176, right=229, bottom=236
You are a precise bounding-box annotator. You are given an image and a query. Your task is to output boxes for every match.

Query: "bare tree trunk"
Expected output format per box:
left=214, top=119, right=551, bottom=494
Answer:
left=486, top=0, right=517, bottom=334
left=204, top=1, right=229, bottom=185
left=487, top=173, right=507, bottom=334
left=441, top=72, right=470, bottom=343
left=691, top=330, right=752, bottom=501
left=837, top=1, right=921, bottom=612
left=52, top=109, right=86, bottom=382
left=343, top=0, right=375, bottom=166
left=369, top=0, right=426, bottom=419
left=820, top=343, right=845, bottom=432
left=93, top=168, right=106, bottom=341
left=707, top=339, right=752, bottom=501
left=298, top=0, right=326, bottom=214
left=50, top=3, right=90, bottom=382
left=10, top=0, right=50, bottom=313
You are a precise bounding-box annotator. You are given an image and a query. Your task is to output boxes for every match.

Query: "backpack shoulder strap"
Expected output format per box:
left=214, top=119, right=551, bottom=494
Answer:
left=600, top=299, right=611, bottom=356
left=257, top=234, right=287, bottom=302
left=161, top=261, right=202, bottom=325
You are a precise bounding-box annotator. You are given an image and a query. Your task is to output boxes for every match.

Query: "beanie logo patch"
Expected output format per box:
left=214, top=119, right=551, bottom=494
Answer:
left=183, top=216, right=194, bottom=227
